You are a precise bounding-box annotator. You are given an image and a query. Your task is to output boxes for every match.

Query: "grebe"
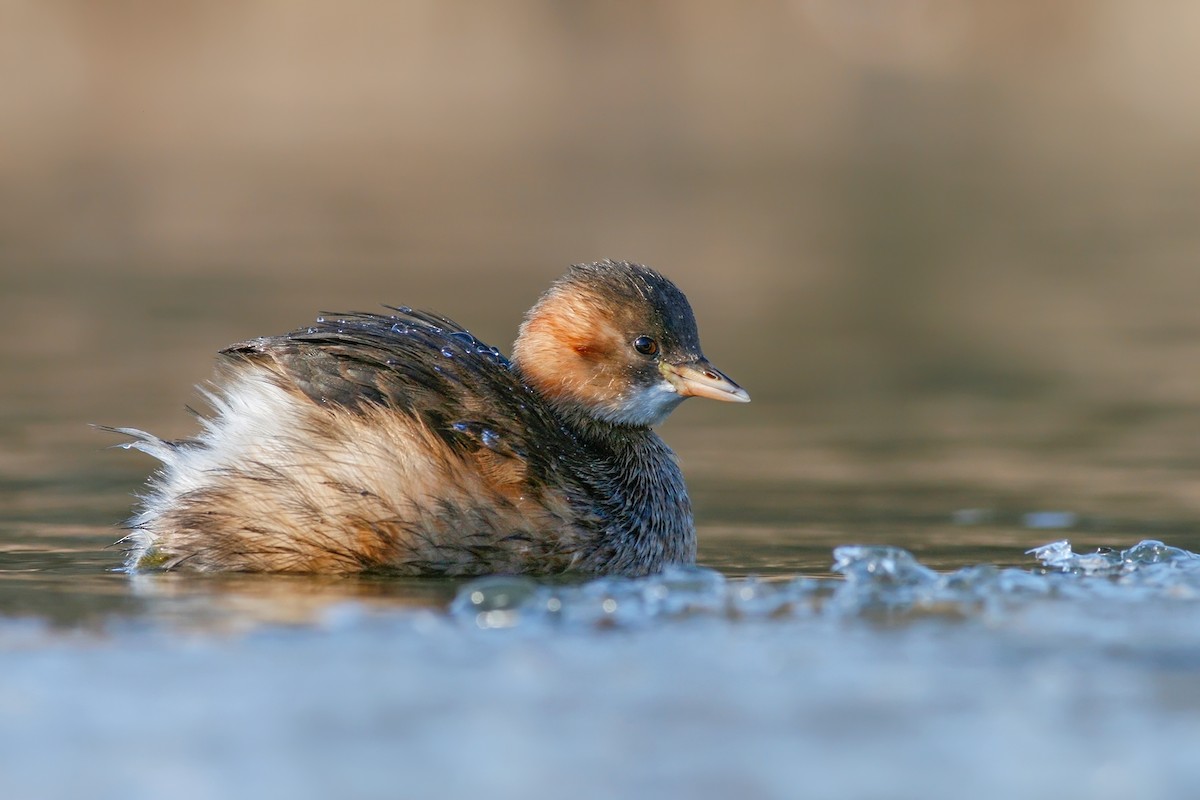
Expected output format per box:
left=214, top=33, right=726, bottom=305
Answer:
left=112, top=260, right=748, bottom=576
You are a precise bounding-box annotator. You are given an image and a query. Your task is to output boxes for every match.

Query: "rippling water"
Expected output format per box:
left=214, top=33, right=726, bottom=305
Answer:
left=8, top=266, right=1200, bottom=800
left=6, top=262, right=1200, bottom=800
left=6, top=522, right=1200, bottom=800
left=6, top=392, right=1200, bottom=799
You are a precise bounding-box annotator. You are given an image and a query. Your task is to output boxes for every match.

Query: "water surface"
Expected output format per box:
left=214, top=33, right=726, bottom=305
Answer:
left=5, top=375, right=1200, bottom=800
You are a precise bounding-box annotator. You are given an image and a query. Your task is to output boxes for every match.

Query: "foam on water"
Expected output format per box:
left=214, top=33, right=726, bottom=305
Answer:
left=449, top=539, right=1200, bottom=631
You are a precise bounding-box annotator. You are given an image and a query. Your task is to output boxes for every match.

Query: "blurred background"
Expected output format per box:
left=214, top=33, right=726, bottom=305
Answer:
left=4, top=0, right=1200, bottom=546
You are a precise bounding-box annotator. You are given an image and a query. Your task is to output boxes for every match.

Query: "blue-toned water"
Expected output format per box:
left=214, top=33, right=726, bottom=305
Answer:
left=3, top=537, right=1200, bottom=800
left=453, top=539, right=1200, bottom=630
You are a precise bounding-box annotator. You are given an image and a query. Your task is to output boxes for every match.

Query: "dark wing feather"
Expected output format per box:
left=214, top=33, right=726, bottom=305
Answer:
left=219, top=308, right=577, bottom=487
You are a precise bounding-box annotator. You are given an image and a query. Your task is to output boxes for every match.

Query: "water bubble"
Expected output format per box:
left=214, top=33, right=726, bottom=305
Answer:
left=448, top=575, right=541, bottom=630
left=1122, top=539, right=1195, bottom=565
left=1027, top=540, right=1074, bottom=567
left=833, top=546, right=938, bottom=587
left=728, top=576, right=816, bottom=617
left=646, top=566, right=728, bottom=616
left=1028, top=540, right=1121, bottom=575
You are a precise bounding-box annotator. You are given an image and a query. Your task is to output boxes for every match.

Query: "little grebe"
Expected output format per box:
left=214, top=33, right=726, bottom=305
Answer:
left=113, top=260, right=749, bottom=576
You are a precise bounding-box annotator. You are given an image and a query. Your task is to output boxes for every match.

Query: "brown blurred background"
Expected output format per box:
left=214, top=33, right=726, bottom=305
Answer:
left=4, top=1, right=1200, bottom=522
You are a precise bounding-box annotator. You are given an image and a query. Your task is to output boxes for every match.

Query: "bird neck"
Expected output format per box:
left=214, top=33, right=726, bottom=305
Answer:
left=565, top=408, right=695, bottom=574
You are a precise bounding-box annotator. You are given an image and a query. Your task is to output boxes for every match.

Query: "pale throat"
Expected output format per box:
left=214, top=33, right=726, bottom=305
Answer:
left=598, top=379, right=686, bottom=428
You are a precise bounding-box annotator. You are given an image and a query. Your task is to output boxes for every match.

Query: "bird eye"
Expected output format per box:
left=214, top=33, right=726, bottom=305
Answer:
left=633, top=336, right=659, bottom=356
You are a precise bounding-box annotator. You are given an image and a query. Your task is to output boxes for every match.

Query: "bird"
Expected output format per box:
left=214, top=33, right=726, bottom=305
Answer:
left=110, top=260, right=749, bottom=576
